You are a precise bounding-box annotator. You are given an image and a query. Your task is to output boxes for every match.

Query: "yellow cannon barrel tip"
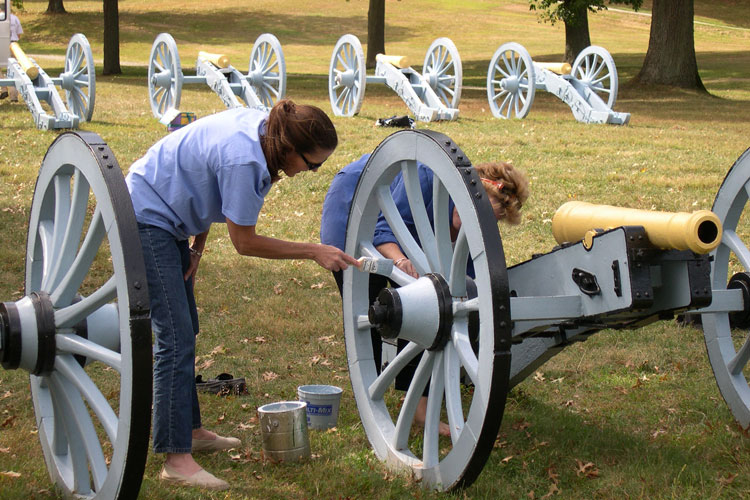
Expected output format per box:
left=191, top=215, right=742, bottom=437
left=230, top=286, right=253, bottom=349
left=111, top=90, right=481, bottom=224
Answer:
left=375, top=53, right=409, bottom=69
left=198, top=51, right=230, bottom=69
left=10, top=42, right=39, bottom=80
left=552, top=201, right=722, bottom=254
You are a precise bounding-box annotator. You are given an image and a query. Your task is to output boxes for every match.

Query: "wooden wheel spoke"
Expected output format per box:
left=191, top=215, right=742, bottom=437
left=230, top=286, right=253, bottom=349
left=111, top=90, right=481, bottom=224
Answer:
left=376, top=184, right=431, bottom=275
left=393, top=350, right=434, bottom=449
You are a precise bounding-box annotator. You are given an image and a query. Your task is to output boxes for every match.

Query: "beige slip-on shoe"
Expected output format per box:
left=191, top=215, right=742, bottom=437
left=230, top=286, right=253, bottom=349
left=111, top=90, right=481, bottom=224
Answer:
left=160, top=464, right=229, bottom=490
left=192, top=435, right=241, bottom=452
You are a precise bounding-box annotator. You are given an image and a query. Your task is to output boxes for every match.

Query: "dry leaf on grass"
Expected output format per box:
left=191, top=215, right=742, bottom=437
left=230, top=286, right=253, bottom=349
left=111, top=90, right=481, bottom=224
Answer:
left=310, top=282, right=326, bottom=289
left=196, top=359, right=215, bottom=371
left=541, top=483, right=560, bottom=499
left=318, top=335, right=335, bottom=343
left=2, top=391, right=11, bottom=399
left=254, top=336, right=266, bottom=344
left=209, top=345, right=226, bottom=356
left=533, top=371, right=546, bottom=382
left=273, top=283, right=283, bottom=295
left=575, top=459, right=600, bottom=478
left=1, top=415, right=16, bottom=428
left=0, top=447, right=9, bottom=453
left=718, top=472, right=738, bottom=485
left=501, top=455, right=513, bottom=464
left=262, top=371, right=278, bottom=381
left=0, top=471, right=21, bottom=478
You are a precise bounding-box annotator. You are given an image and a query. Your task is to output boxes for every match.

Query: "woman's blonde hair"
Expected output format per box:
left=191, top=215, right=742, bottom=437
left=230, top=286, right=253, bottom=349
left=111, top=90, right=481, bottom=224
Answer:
left=474, top=162, right=529, bottom=225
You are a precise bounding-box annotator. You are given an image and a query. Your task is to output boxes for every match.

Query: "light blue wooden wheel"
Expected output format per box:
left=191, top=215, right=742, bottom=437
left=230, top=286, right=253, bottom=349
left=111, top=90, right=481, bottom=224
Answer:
left=343, top=130, right=512, bottom=491
left=704, top=147, right=750, bottom=429
left=61, top=33, right=96, bottom=122
left=571, top=45, right=618, bottom=109
left=148, top=33, right=183, bottom=119
left=486, top=42, right=535, bottom=120
left=0, top=132, right=153, bottom=498
left=248, top=33, right=286, bottom=108
left=328, top=34, right=366, bottom=117
left=422, top=37, right=462, bottom=109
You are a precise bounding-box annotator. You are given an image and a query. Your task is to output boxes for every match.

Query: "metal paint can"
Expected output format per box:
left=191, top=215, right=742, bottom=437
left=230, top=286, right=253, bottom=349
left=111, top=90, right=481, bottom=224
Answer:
left=297, top=385, right=343, bottom=430
left=257, top=401, right=310, bottom=462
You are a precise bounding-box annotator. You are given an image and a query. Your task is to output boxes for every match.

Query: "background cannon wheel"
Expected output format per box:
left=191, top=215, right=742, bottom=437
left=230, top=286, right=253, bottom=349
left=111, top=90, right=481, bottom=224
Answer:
left=571, top=45, right=618, bottom=109
left=703, top=147, right=750, bottom=429
left=148, top=33, right=183, bottom=119
left=62, top=33, right=96, bottom=122
left=422, top=37, right=462, bottom=109
left=328, top=34, right=366, bottom=117
left=343, top=130, right=512, bottom=491
left=13, top=132, right=152, bottom=498
left=486, top=42, right=536, bottom=120
left=248, top=33, right=286, bottom=108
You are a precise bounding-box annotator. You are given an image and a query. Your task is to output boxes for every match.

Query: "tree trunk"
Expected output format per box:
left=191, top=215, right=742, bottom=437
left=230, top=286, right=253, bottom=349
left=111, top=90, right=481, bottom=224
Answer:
left=367, top=0, right=385, bottom=69
left=563, top=2, right=591, bottom=63
left=102, top=0, right=121, bottom=75
left=634, top=0, right=705, bottom=90
left=46, top=0, right=66, bottom=14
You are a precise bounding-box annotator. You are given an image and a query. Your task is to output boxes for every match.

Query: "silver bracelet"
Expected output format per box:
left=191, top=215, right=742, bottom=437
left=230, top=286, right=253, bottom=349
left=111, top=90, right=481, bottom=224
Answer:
left=394, top=257, right=406, bottom=266
left=190, top=247, right=202, bottom=257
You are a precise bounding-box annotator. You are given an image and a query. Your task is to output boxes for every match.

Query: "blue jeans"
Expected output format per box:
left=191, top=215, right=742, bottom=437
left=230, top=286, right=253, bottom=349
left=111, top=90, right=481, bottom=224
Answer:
left=138, top=223, right=201, bottom=454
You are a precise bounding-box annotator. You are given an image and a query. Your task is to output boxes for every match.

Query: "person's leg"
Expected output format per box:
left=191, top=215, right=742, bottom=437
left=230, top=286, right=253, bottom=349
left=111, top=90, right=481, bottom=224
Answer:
left=138, top=224, right=220, bottom=481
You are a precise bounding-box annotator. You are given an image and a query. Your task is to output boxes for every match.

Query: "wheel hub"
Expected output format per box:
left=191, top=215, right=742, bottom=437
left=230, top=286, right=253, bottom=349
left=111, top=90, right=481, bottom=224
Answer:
left=0, top=292, right=56, bottom=374
left=152, top=70, right=173, bottom=89
left=501, top=76, right=518, bottom=93
left=368, top=273, right=453, bottom=351
left=337, top=69, right=355, bottom=88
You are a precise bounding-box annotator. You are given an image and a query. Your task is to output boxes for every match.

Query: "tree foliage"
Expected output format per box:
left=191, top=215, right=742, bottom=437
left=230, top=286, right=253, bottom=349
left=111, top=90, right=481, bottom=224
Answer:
left=529, top=0, right=642, bottom=61
left=529, top=0, right=642, bottom=26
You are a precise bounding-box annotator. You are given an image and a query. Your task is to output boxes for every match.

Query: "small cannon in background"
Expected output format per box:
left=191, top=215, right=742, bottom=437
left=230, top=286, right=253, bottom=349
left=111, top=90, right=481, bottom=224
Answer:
left=147, top=33, right=286, bottom=122
left=328, top=34, right=462, bottom=122
left=341, top=129, right=750, bottom=490
left=0, top=34, right=95, bottom=129
left=486, top=42, right=629, bottom=124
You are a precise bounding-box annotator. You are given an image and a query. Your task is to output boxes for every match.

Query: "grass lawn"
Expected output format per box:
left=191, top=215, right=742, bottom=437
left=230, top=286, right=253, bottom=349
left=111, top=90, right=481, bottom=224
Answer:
left=1, top=0, right=750, bottom=498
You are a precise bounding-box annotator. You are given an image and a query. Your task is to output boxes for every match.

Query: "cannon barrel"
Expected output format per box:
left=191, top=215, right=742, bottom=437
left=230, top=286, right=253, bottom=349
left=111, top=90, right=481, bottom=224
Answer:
left=376, top=53, right=410, bottom=69
left=10, top=42, right=39, bottom=79
left=198, top=50, right=230, bottom=69
left=552, top=201, right=722, bottom=254
left=535, top=62, right=572, bottom=75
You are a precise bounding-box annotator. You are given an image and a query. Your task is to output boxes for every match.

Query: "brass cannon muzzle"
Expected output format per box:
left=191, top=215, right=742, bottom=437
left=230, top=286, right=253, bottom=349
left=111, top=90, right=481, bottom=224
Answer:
left=10, top=42, right=39, bottom=80
left=552, top=201, right=722, bottom=254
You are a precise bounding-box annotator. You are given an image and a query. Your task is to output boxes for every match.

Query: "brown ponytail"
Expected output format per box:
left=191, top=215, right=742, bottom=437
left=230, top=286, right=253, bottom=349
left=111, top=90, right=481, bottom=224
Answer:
left=261, top=99, right=338, bottom=182
left=475, top=162, right=529, bottom=225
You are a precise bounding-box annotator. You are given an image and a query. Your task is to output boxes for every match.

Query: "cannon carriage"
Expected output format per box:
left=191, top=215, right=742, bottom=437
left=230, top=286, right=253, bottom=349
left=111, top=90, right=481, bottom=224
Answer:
left=2, top=129, right=750, bottom=496
left=147, top=32, right=286, bottom=122
left=486, top=42, right=629, bottom=125
left=0, top=33, right=95, bottom=129
left=328, top=34, right=462, bottom=122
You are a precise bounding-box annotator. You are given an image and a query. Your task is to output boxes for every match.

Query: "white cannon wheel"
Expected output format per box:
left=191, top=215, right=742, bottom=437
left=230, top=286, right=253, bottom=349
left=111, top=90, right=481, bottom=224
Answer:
left=148, top=33, right=183, bottom=119
left=486, top=42, right=536, bottom=120
left=329, top=34, right=366, bottom=117
left=422, top=37, right=462, bottom=109
left=571, top=45, right=618, bottom=109
left=703, top=147, right=750, bottom=429
left=63, top=33, right=96, bottom=122
left=248, top=33, right=286, bottom=108
left=24, top=132, right=152, bottom=498
left=343, top=130, right=512, bottom=491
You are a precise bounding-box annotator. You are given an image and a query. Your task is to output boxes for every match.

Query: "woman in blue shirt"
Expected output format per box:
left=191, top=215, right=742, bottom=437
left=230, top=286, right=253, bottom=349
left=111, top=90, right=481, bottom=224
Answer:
left=127, top=100, right=359, bottom=490
left=321, top=154, right=528, bottom=436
